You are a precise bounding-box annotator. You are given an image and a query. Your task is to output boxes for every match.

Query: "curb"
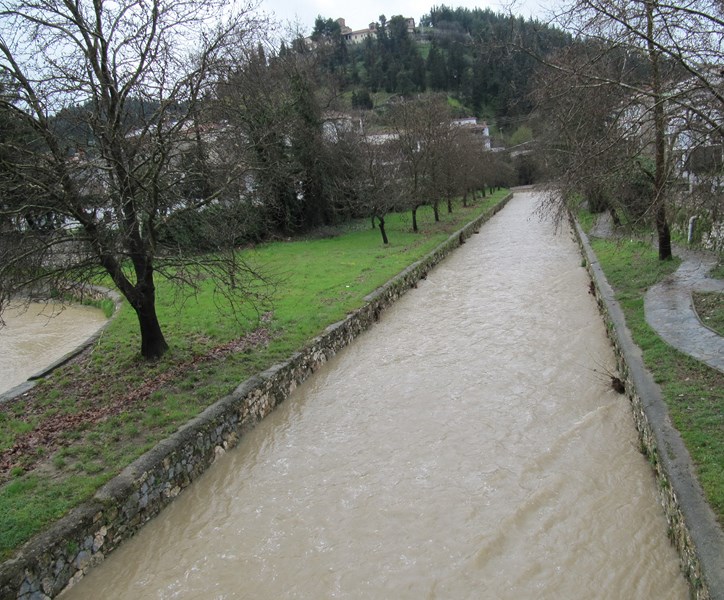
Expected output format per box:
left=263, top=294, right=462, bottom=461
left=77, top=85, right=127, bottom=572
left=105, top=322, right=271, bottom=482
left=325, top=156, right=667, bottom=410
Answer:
left=571, top=217, right=724, bottom=600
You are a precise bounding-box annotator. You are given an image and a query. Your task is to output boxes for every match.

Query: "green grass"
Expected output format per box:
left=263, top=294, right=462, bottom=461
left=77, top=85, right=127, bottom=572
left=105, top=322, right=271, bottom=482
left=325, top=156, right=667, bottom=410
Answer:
left=588, top=235, right=724, bottom=524
left=0, top=192, right=509, bottom=560
left=710, top=261, right=724, bottom=280
left=417, top=40, right=431, bottom=60
left=447, top=96, right=463, bottom=110
left=0, top=474, right=109, bottom=555
left=693, top=292, right=724, bottom=335
left=575, top=208, right=597, bottom=233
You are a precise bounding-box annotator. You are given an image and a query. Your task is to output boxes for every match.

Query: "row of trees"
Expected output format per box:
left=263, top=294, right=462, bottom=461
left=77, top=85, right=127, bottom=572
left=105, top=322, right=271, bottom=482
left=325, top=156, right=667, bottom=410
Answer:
left=306, top=2, right=722, bottom=261
left=0, top=0, right=509, bottom=359
left=354, top=95, right=510, bottom=242
left=6, top=0, right=716, bottom=362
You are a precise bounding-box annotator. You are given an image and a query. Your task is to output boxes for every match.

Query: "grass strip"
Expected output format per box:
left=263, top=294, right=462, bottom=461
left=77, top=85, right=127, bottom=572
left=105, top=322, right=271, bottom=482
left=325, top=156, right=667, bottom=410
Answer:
left=0, top=191, right=508, bottom=559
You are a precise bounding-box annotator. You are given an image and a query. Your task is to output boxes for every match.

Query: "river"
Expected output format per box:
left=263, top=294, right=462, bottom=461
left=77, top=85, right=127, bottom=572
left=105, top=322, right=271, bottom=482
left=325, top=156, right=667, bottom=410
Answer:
left=63, top=190, right=689, bottom=599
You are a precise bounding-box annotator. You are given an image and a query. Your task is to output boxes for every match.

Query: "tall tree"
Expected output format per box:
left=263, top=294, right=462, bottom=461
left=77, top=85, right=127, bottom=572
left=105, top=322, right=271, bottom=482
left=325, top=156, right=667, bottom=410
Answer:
left=388, top=94, right=454, bottom=231
left=216, top=41, right=347, bottom=235
left=543, top=0, right=724, bottom=259
left=0, top=0, right=265, bottom=358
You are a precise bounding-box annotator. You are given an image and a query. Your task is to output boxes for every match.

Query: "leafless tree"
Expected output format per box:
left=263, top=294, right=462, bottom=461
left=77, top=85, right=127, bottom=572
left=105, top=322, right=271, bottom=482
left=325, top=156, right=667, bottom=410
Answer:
left=353, top=117, right=406, bottom=244
left=0, top=0, right=267, bottom=358
left=536, top=0, right=723, bottom=258
left=533, top=43, right=650, bottom=224
left=387, top=94, right=455, bottom=232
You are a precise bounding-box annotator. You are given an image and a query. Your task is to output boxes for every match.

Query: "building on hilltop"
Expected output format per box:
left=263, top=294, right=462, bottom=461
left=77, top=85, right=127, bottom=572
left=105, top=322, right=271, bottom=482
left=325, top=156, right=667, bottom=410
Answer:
left=336, top=17, right=416, bottom=44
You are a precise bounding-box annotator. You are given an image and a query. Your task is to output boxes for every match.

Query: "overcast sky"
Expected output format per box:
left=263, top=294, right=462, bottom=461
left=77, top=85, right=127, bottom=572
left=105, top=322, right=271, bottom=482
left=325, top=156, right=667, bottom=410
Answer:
left=257, top=0, right=553, bottom=36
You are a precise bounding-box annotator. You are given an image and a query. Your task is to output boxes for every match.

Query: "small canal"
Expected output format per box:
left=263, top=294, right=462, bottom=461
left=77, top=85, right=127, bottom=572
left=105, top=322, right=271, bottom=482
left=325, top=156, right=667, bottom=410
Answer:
left=64, top=191, right=688, bottom=599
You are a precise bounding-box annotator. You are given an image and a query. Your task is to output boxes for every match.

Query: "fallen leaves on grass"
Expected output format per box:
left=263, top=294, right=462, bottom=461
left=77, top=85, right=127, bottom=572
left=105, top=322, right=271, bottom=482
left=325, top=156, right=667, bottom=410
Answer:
left=0, top=328, right=270, bottom=480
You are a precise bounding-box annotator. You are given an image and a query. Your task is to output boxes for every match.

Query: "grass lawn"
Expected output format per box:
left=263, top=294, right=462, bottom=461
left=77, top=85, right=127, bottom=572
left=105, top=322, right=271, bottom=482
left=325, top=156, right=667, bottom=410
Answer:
left=0, top=191, right=509, bottom=560
left=583, top=223, right=724, bottom=525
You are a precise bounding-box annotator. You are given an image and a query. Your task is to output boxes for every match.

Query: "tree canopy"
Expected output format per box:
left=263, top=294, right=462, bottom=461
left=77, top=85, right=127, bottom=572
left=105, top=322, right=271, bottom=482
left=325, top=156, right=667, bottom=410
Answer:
left=0, top=0, right=268, bottom=358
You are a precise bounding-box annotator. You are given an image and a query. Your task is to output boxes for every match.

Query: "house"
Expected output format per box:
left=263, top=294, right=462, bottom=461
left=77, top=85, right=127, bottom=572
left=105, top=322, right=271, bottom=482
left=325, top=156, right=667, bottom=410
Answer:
left=336, top=17, right=416, bottom=44
left=452, top=117, right=491, bottom=150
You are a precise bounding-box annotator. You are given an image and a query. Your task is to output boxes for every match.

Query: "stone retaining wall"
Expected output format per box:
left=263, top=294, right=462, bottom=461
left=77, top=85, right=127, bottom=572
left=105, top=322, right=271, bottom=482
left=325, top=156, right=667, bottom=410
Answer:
left=0, top=195, right=511, bottom=600
left=571, top=217, right=724, bottom=600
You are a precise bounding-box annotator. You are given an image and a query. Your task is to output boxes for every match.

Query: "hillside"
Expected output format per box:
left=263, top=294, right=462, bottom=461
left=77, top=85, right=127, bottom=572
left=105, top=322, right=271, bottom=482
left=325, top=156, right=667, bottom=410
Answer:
left=309, top=6, right=573, bottom=127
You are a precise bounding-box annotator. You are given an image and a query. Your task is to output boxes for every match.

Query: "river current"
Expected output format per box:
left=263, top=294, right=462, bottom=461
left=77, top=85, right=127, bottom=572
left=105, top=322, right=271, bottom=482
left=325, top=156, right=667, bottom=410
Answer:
left=64, top=191, right=688, bottom=599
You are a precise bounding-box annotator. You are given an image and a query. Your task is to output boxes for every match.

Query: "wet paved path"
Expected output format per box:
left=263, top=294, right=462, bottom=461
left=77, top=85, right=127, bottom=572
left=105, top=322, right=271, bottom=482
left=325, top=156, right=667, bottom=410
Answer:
left=592, top=212, right=723, bottom=374
left=645, top=248, right=724, bottom=374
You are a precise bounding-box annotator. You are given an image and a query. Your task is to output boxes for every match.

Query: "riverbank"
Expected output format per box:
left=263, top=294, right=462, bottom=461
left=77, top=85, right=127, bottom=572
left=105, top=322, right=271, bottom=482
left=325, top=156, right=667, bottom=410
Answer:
left=2, top=189, right=721, bottom=599
left=0, top=192, right=510, bottom=568
left=578, top=217, right=723, bottom=524
left=573, top=212, right=724, bottom=599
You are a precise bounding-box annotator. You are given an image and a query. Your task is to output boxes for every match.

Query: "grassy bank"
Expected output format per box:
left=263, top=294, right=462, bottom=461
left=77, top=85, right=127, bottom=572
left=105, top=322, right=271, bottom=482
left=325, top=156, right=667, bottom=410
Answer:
left=582, top=223, right=724, bottom=524
left=0, top=191, right=508, bottom=560
left=693, top=292, right=724, bottom=336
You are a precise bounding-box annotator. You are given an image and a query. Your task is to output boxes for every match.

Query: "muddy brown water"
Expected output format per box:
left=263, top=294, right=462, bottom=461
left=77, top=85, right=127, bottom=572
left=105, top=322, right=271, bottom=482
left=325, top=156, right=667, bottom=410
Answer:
left=0, top=302, right=107, bottom=396
left=63, top=191, right=688, bottom=599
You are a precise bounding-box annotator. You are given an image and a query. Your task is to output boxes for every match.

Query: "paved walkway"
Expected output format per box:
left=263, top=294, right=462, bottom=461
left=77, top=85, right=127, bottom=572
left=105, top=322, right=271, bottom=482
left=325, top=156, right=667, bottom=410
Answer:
left=645, top=247, right=724, bottom=374
left=593, top=212, right=724, bottom=373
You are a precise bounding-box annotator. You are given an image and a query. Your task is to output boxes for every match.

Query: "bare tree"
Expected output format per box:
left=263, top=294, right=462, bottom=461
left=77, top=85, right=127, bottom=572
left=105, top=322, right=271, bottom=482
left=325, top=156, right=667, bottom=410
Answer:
left=533, top=43, right=649, bottom=224
left=355, top=118, right=405, bottom=244
left=388, top=94, right=454, bottom=232
left=0, top=0, right=266, bottom=358
left=537, top=0, right=724, bottom=259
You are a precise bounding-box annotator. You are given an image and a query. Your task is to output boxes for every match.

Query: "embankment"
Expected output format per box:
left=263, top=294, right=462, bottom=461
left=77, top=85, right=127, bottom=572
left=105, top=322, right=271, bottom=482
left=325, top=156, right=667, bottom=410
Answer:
left=572, top=218, right=724, bottom=600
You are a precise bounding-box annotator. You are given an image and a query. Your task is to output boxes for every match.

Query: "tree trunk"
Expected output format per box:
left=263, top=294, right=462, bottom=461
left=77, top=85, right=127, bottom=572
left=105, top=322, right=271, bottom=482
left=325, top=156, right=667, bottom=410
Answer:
left=433, top=201, right=440, bottom=222
left=646, top=0, right=672, bottom=260
left=412, top=206, right=418, bottom=232
left=447, top=196, right=453, bottom=214
left=131, top=266, right=169, bottom=359
left=135, top=296, right=169, bottom=359
left=462, top=190, right=468, bottom=207
left=378, top=216, right=389, bottom=244
left=656, top=203, right=672, bottom=260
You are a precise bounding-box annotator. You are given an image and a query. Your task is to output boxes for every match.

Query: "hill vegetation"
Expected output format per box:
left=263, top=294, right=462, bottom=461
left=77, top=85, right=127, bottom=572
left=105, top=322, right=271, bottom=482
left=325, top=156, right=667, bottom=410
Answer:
left=309, top=7, right=572, bottom=124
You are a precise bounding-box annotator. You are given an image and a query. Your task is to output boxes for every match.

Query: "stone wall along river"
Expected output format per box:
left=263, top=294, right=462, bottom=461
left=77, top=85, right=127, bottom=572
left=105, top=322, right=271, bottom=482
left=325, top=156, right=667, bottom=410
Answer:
left=64, top=191, right=689, bottom=599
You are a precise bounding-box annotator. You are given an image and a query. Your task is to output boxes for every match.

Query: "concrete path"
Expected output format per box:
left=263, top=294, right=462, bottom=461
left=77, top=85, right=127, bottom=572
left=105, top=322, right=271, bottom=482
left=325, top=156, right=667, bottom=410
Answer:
left=591, top=212, right=724, bottom=373
left=645, top=248, right=724, bottom=374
